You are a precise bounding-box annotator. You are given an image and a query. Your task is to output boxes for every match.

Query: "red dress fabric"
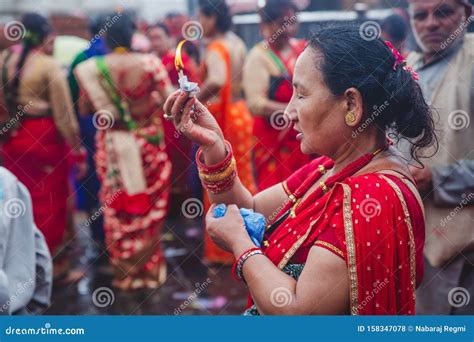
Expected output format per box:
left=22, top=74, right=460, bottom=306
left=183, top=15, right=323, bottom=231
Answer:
left=260, top=157, right=424, bottom=315
left=253, top=39, right=310, bottom=191
left=1, top=117, right=69, bottom=255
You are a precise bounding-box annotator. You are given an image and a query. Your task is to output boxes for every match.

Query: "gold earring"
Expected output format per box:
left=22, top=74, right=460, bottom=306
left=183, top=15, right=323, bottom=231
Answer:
left=345, top=111, right=357, bottom=125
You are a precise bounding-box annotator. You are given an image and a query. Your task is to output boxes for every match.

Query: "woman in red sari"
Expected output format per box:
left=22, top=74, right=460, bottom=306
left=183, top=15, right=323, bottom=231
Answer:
left=75, top=14, right=173, bottom=290
left=243, top=0, right=310, bottom=191
left=148, top=23, right=200, bottom=215
left=164, top=24, right=436, bottom=314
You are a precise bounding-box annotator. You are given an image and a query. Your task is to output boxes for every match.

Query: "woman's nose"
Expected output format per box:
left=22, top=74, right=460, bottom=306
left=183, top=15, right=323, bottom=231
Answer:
left=285, top=103, right=298, bottom=121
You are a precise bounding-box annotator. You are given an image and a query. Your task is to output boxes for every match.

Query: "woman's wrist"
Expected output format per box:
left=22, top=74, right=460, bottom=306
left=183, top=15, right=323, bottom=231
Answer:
left=201, top=138, right=227, bottom=165
left=232, top=239, right=258, bottom=259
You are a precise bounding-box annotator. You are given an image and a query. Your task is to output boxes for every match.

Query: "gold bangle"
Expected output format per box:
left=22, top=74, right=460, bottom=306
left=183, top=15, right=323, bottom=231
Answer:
left=199, top=158, right=236, bottom=182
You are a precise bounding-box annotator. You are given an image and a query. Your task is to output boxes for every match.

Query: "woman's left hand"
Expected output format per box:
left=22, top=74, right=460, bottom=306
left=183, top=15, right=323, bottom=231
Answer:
left=205, top=204, right=253, bottom=254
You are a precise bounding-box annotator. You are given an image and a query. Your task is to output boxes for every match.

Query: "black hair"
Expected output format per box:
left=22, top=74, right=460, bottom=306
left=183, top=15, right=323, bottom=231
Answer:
left=89, top=15, right=106, bottom=36
left=259, top=0, right=298, bottom=23
left=151, top=22, right=170, bottom=36
left=106, top=12, right=135, bottom=49
left=198, top=0, right=233, bottom=33
left=381, top=14, right=408, bottom=43
left=10, top=13, right=52, bottom=109
left=308, top=24, right=437, bottom=164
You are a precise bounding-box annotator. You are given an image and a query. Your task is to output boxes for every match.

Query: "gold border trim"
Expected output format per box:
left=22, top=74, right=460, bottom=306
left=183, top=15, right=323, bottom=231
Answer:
left=380, top=175, right=417, bottom=301
left=282, top=181, right=296, bottom=203
left=314, top=240, right=344, bottom=259
left=341, top=183, right=359, bottom=316
left=276, top=189, right=335, bottom=269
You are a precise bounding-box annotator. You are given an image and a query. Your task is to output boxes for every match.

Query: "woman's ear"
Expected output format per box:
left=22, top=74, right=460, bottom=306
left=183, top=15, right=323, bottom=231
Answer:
left=343, top=87, right=364, bottom=127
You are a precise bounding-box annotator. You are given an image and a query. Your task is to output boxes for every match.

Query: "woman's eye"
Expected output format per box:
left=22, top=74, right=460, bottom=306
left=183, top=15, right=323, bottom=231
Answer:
left=296, top=94, right=304, bottom=99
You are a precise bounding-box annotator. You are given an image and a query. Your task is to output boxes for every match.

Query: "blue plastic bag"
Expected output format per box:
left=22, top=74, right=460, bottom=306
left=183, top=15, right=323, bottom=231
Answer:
left=213, top=204, right=266, bottom=247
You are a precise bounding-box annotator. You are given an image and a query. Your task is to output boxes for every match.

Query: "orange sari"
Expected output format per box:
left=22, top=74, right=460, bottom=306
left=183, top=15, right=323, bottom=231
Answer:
left=202, top=40, right=257, bottom=264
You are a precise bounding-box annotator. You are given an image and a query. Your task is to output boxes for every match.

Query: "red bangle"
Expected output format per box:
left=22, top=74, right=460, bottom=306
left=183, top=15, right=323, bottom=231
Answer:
left=196, top=140, right=233, bottom=173
left=232, top=247, right=263, bottom=282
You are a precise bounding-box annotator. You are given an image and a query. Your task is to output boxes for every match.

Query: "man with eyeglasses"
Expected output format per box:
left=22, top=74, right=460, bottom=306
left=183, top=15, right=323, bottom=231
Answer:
left=406, top=0, right=473, bottom=315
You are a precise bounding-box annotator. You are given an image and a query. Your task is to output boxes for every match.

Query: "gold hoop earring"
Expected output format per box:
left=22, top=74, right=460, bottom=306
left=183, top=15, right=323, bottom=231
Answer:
left=345, top=111, right=357, bottom=125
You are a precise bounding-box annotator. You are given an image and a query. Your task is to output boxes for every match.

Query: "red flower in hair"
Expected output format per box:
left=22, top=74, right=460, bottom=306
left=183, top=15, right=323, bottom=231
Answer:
left=384, top=40, right=419, bottom=81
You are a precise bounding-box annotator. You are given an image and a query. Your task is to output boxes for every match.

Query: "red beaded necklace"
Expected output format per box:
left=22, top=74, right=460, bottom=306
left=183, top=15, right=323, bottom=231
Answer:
left=265, top=144, right=388, bottom=236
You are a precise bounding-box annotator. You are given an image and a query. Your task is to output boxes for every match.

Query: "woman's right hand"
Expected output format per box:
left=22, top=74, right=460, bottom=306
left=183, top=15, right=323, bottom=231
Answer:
left=163, top=90, right=226, bottom=160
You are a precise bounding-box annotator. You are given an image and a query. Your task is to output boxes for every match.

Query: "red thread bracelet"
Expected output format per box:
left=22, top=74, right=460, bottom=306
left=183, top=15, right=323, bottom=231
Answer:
left=232, top=247, right=263, bottom=282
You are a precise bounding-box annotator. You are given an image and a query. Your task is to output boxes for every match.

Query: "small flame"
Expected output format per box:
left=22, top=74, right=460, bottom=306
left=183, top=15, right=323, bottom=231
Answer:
left=175, top=39, right=186, bottom=71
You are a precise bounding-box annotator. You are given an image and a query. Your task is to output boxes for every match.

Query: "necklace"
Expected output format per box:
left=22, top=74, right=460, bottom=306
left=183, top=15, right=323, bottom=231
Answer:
left=289, top=145, right=388, bottom=219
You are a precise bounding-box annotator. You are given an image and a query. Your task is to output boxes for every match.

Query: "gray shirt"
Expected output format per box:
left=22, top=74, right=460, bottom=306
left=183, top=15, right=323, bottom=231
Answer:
left=411, top=40, right=474, bottom=205
left=0, top=167, right=52, bottom=315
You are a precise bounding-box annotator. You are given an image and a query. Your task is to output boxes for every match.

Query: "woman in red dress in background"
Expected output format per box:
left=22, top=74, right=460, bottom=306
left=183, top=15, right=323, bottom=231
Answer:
left=164, top=24, right=436, bottom=315
left=75, top=14, right=173, bottom=290
left=197, top=0, right=257, bottom=264
left=0, top=14, right=86, bottom=264
left=243, top=0, right=310, bottom=191
left=148, top=23, right=200, bottom=215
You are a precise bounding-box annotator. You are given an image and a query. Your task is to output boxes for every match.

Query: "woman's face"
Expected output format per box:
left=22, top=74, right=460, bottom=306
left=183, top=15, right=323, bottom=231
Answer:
left=148, top=27, right=169, bottom=57
left=287, top=49, right=351, bottom=157
left=264, top=9, right=298, bottom=41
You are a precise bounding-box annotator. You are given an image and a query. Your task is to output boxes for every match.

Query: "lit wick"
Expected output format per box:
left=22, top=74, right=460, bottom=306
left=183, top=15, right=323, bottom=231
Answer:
left=175, top=39, right=199, bottom=94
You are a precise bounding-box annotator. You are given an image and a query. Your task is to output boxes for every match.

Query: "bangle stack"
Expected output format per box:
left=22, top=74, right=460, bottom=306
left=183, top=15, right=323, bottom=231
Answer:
left=196, top=140, right=237, bottom=194
left=232, top=247, right=263, bottom=282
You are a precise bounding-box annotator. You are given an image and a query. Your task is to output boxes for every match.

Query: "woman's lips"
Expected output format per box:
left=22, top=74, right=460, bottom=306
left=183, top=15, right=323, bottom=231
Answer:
left=296, top=132, right=304, bottom=141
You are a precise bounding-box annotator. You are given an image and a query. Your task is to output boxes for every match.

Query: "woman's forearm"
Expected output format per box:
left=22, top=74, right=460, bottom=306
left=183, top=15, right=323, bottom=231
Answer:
left=233, top=241, right=298, bottom=315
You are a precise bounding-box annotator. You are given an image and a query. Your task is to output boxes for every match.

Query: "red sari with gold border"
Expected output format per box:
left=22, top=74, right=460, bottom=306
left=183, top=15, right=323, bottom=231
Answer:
left=246, top=156, right=425, bottom=315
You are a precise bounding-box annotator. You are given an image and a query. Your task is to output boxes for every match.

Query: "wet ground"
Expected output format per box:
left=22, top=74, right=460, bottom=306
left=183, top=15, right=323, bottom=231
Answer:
left=45, top=215, right=248, bottom=315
